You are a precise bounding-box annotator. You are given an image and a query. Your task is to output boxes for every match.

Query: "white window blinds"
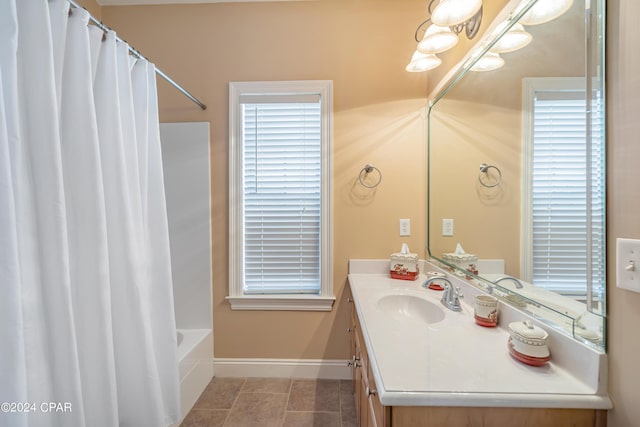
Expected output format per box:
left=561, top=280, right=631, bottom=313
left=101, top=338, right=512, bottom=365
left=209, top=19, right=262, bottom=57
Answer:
left=241, top=97, right=322, bottom=294
left=530, top=90, right=605, bottom=298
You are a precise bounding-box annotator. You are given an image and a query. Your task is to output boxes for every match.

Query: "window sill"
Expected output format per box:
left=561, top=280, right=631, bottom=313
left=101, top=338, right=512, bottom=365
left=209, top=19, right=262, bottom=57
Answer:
left=226, top=295, right=335, bottom=311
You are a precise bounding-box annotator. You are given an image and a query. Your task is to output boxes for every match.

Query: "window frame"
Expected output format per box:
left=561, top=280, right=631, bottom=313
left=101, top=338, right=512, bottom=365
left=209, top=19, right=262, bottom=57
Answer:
left=521, top=77, right=605, bottom=299
left=227, top=80, right=334, bottom=311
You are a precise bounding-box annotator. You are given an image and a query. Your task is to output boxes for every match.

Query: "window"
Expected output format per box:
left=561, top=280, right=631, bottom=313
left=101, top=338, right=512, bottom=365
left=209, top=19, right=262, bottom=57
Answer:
left=228, top=81, right=334, bottom=311
left=521, top=78, right=605, bottom=301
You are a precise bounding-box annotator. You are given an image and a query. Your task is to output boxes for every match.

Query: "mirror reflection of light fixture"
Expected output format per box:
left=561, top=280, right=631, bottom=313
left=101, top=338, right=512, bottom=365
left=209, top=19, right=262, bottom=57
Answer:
left=470, top=51, right=504, bottom=72
left=431, top=0, right=483, bottom=28
left=405, top=51, right=442, bottom=72
left=417, top=24, right=459, bottom=54
left=490, top=23, right=532, bottom=53
left=519, top=0, right=574, bottom=26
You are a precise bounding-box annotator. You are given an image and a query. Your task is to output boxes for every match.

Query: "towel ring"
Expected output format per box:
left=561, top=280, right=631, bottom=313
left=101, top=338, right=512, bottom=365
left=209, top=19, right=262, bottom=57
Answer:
left=478, top=163, right=502, bottom=188
left=358, top=164, right=382, bottom=188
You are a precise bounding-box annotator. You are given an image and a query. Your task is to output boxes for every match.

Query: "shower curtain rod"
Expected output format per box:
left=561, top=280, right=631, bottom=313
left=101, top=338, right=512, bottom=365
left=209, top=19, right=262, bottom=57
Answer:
left=67, top=0, right=207, bottom=110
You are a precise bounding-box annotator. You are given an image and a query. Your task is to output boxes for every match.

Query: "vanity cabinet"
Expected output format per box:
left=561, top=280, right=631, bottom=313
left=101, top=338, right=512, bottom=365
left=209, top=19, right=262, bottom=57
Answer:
left=349, top=297, right=390, bottom=427
left=348, top=297, right=606, bottom=427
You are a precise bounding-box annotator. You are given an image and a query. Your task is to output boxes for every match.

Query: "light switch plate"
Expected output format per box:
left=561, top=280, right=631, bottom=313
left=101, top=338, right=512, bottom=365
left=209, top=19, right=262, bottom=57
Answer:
left=616, top=238, right=640, bottom=292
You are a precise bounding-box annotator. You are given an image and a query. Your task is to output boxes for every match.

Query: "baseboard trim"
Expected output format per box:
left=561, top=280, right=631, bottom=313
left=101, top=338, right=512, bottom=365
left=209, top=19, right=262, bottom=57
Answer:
left=213, top=358, right=351, bottom=379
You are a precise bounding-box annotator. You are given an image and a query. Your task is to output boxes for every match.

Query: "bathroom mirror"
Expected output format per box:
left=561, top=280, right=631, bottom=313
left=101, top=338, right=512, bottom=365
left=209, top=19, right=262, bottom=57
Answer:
left=427, top=0, right=606, bottom=350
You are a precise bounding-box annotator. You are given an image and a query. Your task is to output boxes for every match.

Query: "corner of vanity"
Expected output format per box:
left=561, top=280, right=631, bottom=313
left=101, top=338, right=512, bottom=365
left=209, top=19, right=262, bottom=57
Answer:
left=346, top=259, right=611, bottom=427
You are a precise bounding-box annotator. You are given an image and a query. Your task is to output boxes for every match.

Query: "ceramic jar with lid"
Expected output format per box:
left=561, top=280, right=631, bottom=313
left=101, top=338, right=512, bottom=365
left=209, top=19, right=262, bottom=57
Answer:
left=508, top=320, right=551, bottom=365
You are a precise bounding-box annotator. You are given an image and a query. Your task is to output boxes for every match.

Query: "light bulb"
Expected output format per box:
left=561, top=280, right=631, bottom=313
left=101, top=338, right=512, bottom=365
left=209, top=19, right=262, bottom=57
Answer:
left=431, top=0, right=483, bottom=27
left=470, top=52, right=504, bottom=72
left=405, top=51, right=442, bottom=72
left=491, top=23, right=532, bottom=53
left=417, top=25, right=459, bottom=54
left=519, top=0, right=573, bottom=26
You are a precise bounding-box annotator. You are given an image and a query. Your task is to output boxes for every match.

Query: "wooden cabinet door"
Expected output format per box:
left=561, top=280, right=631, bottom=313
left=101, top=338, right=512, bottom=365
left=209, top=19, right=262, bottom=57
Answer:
left=359, top=371, right=370, bottom=427
left=367, top=363, right=389, bottom=427
left=349, top=297, right=357, bottom=390
left=365, top=380, right=379, bottom=427
left=351, top=296, right=390, bottom=427
left=352, top=301, right=364, bottom=426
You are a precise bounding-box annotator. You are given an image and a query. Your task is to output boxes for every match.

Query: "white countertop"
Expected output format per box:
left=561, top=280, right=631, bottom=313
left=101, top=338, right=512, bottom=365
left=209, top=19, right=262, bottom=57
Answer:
left=348, top=260, right=612, bottom=409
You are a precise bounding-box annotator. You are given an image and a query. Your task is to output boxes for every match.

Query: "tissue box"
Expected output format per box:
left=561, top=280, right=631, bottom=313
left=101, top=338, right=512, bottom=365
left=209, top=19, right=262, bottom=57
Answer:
left=390, top=252, right=419, bottom=280
left=442, top=252, right=478, bottom=271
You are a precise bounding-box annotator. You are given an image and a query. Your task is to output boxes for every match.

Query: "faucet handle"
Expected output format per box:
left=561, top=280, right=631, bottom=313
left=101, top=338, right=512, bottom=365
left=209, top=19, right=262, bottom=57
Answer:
left=445, top=283, right=463, bottom=297
left=451, top=286, right=463, bottom=311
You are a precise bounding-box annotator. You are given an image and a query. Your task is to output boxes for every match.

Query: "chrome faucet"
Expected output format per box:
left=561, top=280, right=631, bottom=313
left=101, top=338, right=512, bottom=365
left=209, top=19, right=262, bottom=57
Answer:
left=424, top=277, right=463, bottom=311
left=441, top=281, right=464, bottom=311
left=494, top=275, right=524, bottom=289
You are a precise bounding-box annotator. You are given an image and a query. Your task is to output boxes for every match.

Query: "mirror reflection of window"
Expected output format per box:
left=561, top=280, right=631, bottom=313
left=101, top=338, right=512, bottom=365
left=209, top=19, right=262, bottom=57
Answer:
left=522, top=77, right=605, bottom=310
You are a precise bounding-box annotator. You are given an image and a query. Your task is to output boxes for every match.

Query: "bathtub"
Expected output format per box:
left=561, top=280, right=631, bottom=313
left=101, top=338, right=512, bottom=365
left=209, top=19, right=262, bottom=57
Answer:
left=173, top=328, right=213, bottom=425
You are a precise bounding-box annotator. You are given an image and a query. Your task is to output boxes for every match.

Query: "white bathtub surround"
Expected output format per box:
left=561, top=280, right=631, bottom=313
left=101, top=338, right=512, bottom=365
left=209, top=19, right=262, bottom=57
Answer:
left=160, top=122, right=212, bottom=331
left=0, top=1, right=179, bottom=426
left=161, top=123, right=213, bottom=424
left=172, top=329, right=214, bottom=427
left=348, top=259, right=611, bottom=408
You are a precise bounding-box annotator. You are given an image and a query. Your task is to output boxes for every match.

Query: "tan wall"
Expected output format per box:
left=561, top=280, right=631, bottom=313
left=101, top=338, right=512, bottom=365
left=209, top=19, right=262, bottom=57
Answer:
left=75, top=0, right=102, bottom=20
left=102, top=0, right=428, bottom=359
left=606, top=0, right=640, bottom=425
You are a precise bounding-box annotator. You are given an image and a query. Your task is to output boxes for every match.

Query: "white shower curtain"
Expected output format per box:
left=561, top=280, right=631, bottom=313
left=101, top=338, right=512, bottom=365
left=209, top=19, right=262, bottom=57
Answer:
left=0, top=1, right=180, bottom=426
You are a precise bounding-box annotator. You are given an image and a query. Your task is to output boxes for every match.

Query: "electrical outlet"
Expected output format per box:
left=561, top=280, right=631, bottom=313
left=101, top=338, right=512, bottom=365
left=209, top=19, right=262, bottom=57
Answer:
left=617, top=238, right=640, bottom=292
left=442, top=218, right=454, bottom=236
left=400, top=218, right=411, bottom=236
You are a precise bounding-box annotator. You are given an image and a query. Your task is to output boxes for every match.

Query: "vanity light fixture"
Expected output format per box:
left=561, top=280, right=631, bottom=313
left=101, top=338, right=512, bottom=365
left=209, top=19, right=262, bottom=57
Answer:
left=490, top=23, right=532, bottom=53
left=406, top=0, right=483, bottom=72
left=405, top=51, right=442, bottom=72
left=470, top=51, right=504, bottom=72
left=519, top=0, right=574, bottom=26
left=417, top=24, right=459, bottom=54
left=431, top=0, right=483, bottom=29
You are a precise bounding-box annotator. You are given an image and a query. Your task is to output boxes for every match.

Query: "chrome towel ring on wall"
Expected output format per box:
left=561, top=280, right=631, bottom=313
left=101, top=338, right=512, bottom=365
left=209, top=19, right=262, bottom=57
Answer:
left=358, top=164, right=383, bottom=188
left=478, top=163, right=502, bottom=188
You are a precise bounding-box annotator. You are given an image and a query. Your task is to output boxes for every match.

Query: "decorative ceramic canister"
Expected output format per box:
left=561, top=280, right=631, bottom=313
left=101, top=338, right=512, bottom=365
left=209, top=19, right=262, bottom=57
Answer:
left=474, top=295, right=498, bottom=327
left=442, top=243, right=478, bottom=273
left=390, top=243, right=419, bottom=281
left=508, top=320, right=550, bottom=360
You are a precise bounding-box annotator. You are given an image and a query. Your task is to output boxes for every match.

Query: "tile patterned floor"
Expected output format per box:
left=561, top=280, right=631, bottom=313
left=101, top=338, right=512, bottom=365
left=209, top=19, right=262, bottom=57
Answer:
left=181, top=377, right=357, bottom=427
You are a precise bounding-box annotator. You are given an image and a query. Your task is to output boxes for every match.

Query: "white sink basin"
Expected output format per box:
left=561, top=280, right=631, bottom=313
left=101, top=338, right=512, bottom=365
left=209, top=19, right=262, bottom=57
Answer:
left=376, top=294, right=445, bottom=324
